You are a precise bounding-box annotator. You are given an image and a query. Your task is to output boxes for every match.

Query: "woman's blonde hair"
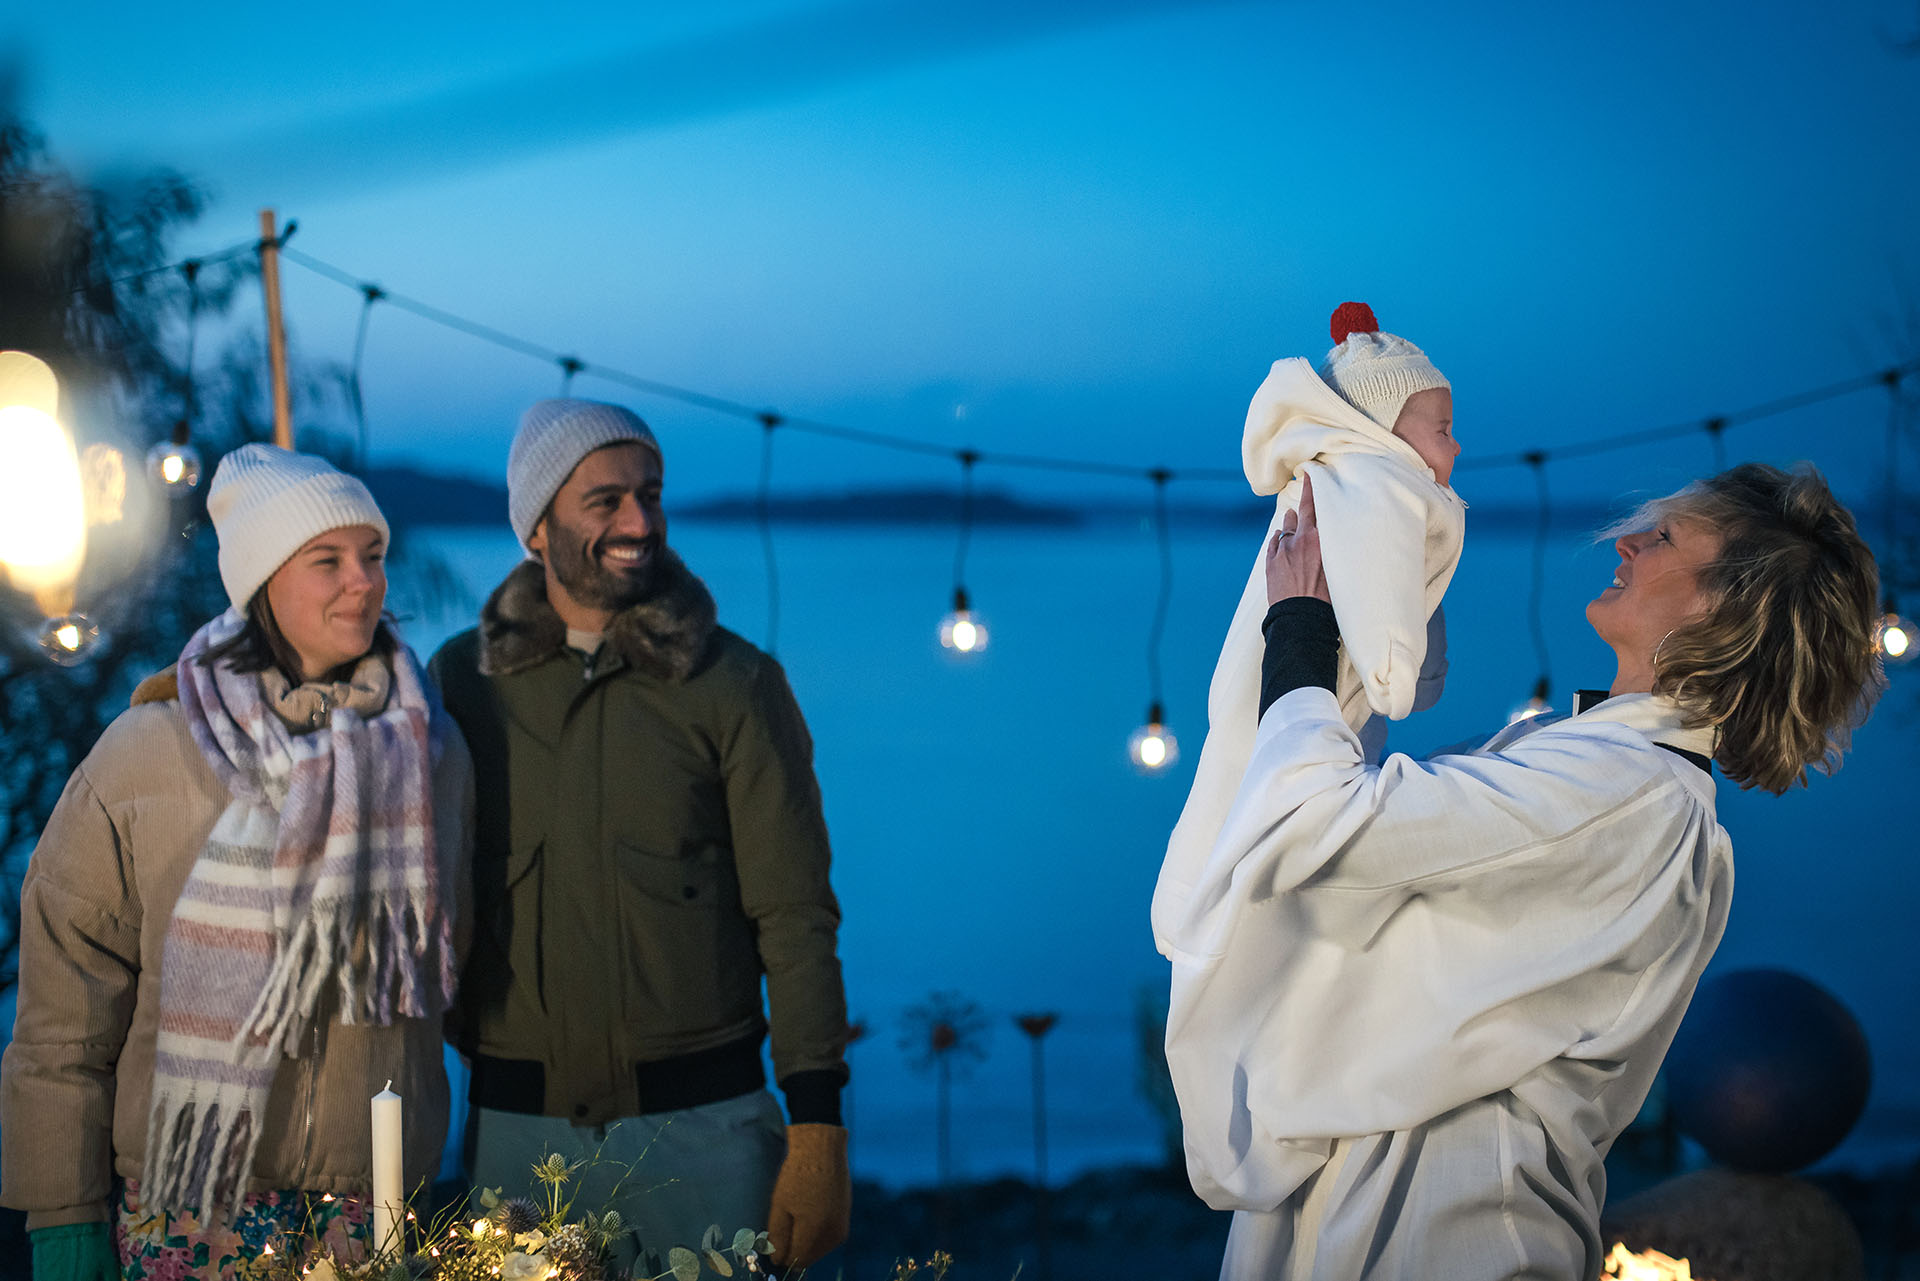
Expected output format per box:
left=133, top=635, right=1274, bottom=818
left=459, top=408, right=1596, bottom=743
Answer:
left=1606, top=463, right=1884, bottom=794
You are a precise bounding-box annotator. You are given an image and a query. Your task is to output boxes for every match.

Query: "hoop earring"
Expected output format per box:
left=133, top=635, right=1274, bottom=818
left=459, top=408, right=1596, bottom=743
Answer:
left=1652, top=628, right=1677, bottom=672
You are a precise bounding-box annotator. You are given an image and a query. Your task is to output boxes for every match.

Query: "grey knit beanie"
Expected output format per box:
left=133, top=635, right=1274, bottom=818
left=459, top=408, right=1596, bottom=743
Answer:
left=1317, top=301, right=1450, bottom=432
left=507, top=398, right=660, bottom=548
left=206, top=444, right=390, bottom=614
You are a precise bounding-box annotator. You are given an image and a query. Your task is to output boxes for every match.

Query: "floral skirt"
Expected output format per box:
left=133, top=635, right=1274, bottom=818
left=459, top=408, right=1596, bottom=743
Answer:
left=114, top=1179, right=374, bottom=1280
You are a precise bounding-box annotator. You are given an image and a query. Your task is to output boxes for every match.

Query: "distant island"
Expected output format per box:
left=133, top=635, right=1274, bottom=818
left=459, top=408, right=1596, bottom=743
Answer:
left=363, top=464, right=1623, bottom=532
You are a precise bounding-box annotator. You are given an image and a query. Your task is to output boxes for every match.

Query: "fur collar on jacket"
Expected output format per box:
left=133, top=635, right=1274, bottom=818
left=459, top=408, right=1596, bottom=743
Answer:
left=479, top=552, right=717, bottom=681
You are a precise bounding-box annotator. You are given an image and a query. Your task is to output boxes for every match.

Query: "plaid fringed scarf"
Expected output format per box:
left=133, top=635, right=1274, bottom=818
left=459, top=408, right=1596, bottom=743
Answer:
left=144, top=608, right=455, bottom=1216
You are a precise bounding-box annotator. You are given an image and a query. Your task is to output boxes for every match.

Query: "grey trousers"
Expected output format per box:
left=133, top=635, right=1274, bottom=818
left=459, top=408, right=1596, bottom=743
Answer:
left=470, top=1089, right=787, bottom=1272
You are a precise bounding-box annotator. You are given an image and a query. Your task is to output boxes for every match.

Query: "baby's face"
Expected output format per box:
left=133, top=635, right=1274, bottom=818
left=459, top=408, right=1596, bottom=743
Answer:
left=1391, top=387, right=1458, bottom=486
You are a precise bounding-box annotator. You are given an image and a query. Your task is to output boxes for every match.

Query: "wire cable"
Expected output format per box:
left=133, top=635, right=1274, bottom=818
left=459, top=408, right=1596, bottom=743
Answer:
left=757, top=412, right=781, bottom=656
left=952, top=450, right=979, bottom=595
left=178, top=260, right=201, bottom=436
left=1146, top=468, right=1173, bottom=709
left=1525, top=452, right=1553, bottom=705
left=348, top=285, right=385, bottom=470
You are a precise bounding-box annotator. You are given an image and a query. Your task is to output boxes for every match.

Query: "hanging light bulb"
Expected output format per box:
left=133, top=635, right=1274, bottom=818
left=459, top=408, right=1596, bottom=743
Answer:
left=1874, top=603, right=1914, bottom=664
left=939, top=449, right=989, bottom=656
left=1508, top=676, right=1552, bottom=725
left=37, top=612, right=99, bottom=666
left=146, top=421, right=203, bottom=490
left=1128, top=702, right=1179, bottom=772
left=938, top=586, right=989, bottom=654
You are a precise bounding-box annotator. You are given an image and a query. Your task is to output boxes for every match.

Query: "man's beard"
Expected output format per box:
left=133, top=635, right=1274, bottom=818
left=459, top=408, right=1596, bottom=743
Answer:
left=545, top=517, right=666, bottom=613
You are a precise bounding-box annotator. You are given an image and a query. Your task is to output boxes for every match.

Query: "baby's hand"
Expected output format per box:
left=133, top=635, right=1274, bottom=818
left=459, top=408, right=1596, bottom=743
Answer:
left=1265, top=474, right=1331, bottom=605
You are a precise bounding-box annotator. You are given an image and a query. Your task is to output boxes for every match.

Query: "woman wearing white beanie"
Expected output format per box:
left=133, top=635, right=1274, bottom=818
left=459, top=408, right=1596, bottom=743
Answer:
left=1, top=444, right=473, bottom=1279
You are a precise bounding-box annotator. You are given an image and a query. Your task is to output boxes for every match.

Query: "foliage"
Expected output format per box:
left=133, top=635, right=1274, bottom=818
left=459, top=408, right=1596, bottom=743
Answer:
left=0, top=108, right=258, bottom=996
left=226, top=1152, right=776, bottom=1281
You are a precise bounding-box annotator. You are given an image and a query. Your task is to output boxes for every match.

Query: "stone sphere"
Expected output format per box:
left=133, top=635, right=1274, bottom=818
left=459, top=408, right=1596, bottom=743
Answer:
left=1666, top=968, right=1871, bottom=1173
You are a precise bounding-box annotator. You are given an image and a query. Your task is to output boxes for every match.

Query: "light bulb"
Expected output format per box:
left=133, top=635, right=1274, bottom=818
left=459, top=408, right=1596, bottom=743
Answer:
left=37, top=613, right=99, bottom=666
left=1507, top=695, right=1552, bottom=725
left=1874, top=611, right=1914, bottom=664
left=938, top=587, right=988, bottom=655
left=145, top=437, right=203, bottom=490
left=1128, top=705, right=1179, bottom=773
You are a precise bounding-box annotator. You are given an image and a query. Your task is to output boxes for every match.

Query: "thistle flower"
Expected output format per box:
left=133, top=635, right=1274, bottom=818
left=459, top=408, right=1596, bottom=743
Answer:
left=494, top=1197, right=543, bottom=1235
left=544, top=1223, right=596, bottom=1267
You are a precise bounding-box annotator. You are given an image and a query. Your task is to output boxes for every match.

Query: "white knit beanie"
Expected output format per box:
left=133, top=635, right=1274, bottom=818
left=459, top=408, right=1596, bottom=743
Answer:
left=206, top=444, right=391, bottom=614
left=507, top=398, right=661, bottom=548
left=1317, top=301, right=1450, bottom=432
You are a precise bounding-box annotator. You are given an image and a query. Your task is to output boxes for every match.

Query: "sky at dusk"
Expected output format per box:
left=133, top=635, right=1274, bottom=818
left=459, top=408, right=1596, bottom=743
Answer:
left=9, top=0, right=1920, bottom=513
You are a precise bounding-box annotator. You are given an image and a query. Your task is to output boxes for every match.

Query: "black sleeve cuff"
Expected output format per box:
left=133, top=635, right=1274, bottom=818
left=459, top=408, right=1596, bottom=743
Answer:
left=1260, top=597, right=1340, bottom=715
left=779, top=1069, right=845, bottom=1126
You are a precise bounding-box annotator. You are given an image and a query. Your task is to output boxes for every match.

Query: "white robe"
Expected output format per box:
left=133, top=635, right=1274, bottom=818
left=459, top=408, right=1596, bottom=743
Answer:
left=1151, top=688, right=1733, bottom=1280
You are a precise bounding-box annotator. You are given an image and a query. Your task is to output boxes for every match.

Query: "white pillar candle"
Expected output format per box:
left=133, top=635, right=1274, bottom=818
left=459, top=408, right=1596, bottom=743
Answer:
left=371, top=1081, right=404, bottom=1255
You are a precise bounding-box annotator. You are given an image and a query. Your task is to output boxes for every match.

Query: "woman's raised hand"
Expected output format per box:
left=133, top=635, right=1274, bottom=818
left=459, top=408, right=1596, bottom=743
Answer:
left=1265, top=472, right=1331, bottom=606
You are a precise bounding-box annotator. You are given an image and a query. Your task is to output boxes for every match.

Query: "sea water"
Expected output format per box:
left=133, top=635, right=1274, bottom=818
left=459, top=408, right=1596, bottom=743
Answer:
left=398, top=517, right=1920, bottom=1189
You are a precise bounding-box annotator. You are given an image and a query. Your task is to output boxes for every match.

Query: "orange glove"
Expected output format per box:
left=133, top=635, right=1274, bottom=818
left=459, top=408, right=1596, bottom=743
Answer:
left=765, top=1123, right=851, bottom=1269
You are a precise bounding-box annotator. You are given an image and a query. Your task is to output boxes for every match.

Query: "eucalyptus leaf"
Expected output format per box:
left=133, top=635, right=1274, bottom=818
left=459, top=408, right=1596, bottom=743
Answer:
left=702, top=1224, right=722, bottom=1251
left=704, top=1249, right=734, bottom=1276
left=669, top=1245, right=702, bottom=1281
left=732, top=1229, right=758, bottom=1255
left=755, top=1231, right=773, bottom=1255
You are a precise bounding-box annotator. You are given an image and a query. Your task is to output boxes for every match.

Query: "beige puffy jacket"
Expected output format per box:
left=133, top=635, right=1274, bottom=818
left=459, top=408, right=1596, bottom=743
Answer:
left=0, top=665, right=473, bottom=1229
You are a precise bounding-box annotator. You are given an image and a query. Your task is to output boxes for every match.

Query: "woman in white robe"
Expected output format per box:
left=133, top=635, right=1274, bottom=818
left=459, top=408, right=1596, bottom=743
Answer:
left=1152, top=463, right=1885, bottom=1280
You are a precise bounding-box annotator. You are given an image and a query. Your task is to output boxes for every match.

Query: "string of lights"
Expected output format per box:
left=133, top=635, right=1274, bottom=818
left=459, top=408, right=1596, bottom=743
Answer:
left=67, top=236, right=259, bottom=299
left=73, top=234, right=1912, bottom=751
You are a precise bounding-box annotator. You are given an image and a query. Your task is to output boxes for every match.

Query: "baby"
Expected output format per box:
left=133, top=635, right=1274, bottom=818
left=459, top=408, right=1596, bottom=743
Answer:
left=1245, top=301, right=1465, bottom=735
left=1155, top=303, right=1465, bottom=933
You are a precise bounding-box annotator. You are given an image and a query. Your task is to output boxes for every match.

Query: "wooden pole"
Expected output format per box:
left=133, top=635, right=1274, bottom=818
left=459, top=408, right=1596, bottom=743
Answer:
left=259, top=209, right=293, bottom=449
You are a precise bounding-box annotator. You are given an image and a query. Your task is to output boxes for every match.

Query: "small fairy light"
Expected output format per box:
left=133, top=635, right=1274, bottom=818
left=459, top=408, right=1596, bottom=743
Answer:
left=38, top=613, right=99, bottom=667
left=938, top=586, right=989, bottom=655
left=1128, top=703, right=1179, bottom=773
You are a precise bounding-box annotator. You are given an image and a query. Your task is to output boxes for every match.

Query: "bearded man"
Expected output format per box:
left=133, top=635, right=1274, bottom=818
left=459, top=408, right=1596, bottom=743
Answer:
left=430, top=399, right=851, bottom=1273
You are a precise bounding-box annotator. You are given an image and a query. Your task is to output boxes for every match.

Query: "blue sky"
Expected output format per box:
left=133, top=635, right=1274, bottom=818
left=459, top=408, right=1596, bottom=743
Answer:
left=11, top=0, right=1919, bottom=512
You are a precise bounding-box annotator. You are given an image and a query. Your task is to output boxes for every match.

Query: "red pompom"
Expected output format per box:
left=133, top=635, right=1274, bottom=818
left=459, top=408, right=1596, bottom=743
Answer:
left=1330, top=301, right=1379, bottom=345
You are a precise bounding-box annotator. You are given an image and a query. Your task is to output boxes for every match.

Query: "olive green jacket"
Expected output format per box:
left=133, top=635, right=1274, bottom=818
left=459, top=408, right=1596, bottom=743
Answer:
left=428, top=555, right=848, bottom=1124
